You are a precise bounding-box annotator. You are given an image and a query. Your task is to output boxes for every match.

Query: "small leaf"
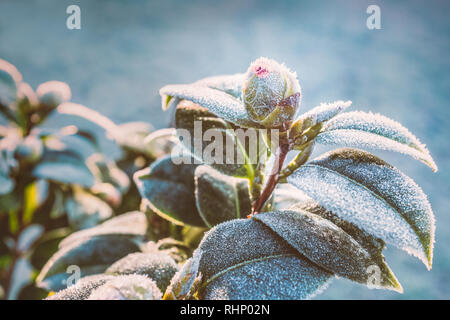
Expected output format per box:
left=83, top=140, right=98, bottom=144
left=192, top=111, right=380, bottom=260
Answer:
left=160, top=84, right=258, bottom=128
left=288, top=148, right=435, bottom=268
left=37, top=235, right=140, bottom=284
left=59, top=211, right=147, bottom=248
left=315, top=111, right=437, bottom=171
left=87, top=154, right=130, bottom=193
left=253, top=209, right=401, bottom=291
left=45, top=274, right=115, bottom=300
left=106, top=252, right=178, bottom=291
left=87, top=275, right=162, bottom=300
left=194, top=73, right=245, bottom=99
left=194, top=165, right=251, bottom=227
left=197, top=219, right=332, bottom=300
left=163, top=249, right=202, bottom=300
left=134, top=155, right=206, bottom=227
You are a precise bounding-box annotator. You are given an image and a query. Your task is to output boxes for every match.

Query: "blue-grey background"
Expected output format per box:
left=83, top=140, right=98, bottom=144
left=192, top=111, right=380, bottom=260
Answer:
left=1, top=0, right=449, bottom=299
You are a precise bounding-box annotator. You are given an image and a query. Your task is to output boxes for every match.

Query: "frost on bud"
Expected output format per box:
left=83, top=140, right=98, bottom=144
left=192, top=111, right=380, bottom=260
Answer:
left=243, top=57, right=301, bottom=129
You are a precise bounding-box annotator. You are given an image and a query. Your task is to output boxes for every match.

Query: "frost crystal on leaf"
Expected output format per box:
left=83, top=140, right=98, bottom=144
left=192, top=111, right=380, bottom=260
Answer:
left=317, top=111, right=437, bottom=171
left=194, top=73, right=245, bottom=99
left=160, top=84, right=256, bottom=127
left=294, top=100, right=352, bottom=126
left=288, top=148, right=435, bottom=268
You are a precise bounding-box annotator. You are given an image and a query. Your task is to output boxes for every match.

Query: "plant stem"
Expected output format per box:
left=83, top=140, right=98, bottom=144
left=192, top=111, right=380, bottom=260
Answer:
left=249, top=138, right=290, bottom=216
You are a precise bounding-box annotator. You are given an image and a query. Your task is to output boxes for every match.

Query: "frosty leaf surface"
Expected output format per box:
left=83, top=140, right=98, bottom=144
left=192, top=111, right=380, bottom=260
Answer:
left=160, top=84, right=257, bottom=127
left=59, top=211, right=147, bottom=248
left=106, top=252, right=178, bottom=291
left=197, top=219, right=332, bottom=300
left=133, top=155, right=206, bottom=227
left=45, top=274, right=115, bottom=300
left=316, top=111, right=437, bottom=171
left=87, top=275, right=162, bottom=300
left=293, top=100, right=352, bottom=129
left=254, top=209, right=401, bottom=291
left=288, top=148, right=435, bottom=268
left=194, top=73, right=245, bottom=99
left=194, top=165, right=251, bottom=227
left=163, top=249, right=202, bottom=300
left=37, top=235, right=140, bottom=284
left=175, top=100, right=250, bottom=177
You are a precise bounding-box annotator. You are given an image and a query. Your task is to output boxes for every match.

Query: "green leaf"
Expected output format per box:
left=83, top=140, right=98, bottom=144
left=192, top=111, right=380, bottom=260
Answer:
left=194, top=73, right=245, bottom=99
left=38, top=265, right=110, bottom=293
left=23, top=179, right=49, bottom=224
left=194, top=165, right=251, bottom=227
left=36, top=235, right=140, bottom=284
left=287, top=148, right=435, bottom=268
left=315, top=111, right=437, bottom=171
left=197, top=219, right=332, bottom=299
left=87, top=275, right=162, bottom=300
left=253, top=209, right=401, bottom=292
left=32, top=150, right=95, bottom=187
left=134, top=155, right=206, bottom=227
left=0, top=58, right=21, bottom=110
left=45, top=274, right=115, bottom=300
left=106, top=252, right=178, bottom=291
left=174, top=100, right=260, bottom=178
left=160, top=84, right=258, bottom=128
left=65, top=188, right=113, bottom=230
left=59, top=211, right=147, bottom=248
left=163, top=249, right=202, bottom=300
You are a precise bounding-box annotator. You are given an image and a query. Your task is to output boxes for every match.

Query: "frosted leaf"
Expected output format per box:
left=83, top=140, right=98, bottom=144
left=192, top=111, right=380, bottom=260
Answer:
left=288, top=148, right=435, bottom=268
left=46, top=274, right=115, bottom=300
left=317, top=111, right=437, bottom=171
left=32, top=150, right=95, bottom=187
left=254, top=209, right=401, bottom=292
left=106, top=252, right=178, bottom=291
left=164, top=249, right=202, bottom=300
left=295, top=100, right=352, bottom=127
left=175, top=101, right=249, bottom=177
left=194, top=73, right=245, bottom=99
left=272, top=183, right=311, bottom=210
left=197, top=219, right=332, bottom=300
left=0, top=58, right=21, bottom=107
left=59, top=211, right=147, bottom=248
left=133, top=155, right=206, bottom=227
left=37, top=235, right=140, bottom=284
left=88, top=275, right=162, bottom=300
left=194, top=165, right=252, bottom=227
left=160, top=84, right=258, bottom=128
left=65, top=189, right=113, bottom=230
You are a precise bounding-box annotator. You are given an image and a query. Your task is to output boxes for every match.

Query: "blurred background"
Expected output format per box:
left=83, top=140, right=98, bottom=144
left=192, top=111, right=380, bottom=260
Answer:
left=0, top=0, right=449, bottom=299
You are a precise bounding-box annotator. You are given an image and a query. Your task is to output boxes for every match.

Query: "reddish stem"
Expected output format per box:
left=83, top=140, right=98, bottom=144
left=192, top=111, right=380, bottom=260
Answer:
left=249, top=140, right=290, bottom=216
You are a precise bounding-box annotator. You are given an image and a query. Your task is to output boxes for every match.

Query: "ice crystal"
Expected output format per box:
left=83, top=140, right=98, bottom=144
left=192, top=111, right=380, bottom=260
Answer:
left=295, top=100, right=352, bottom=125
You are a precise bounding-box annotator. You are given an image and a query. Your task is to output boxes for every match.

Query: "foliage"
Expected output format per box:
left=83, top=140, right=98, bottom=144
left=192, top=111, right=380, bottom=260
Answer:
left=4, top=57, right=437, bottom=300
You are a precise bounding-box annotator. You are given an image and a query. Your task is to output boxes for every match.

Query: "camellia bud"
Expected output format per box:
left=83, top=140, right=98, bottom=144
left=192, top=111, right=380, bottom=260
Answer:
left=242, top=57, right=301, bottom=129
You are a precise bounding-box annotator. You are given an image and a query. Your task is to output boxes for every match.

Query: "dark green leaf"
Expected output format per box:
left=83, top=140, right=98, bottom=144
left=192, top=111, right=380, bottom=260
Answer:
left=288, top=148, right=435, bottom=268
left=194, top=165, right=251, bottom=227
left=134, top=155, right=205, bottom=227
